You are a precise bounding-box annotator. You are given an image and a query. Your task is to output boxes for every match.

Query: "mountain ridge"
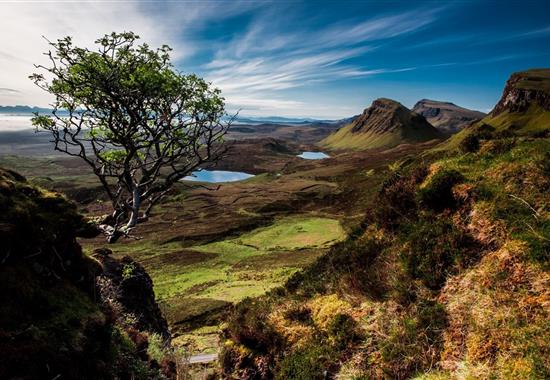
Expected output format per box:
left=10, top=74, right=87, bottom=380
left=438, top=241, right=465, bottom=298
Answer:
left=321, top=98, right=442, bottom=151
left=412, top=99, right=486, bottom=134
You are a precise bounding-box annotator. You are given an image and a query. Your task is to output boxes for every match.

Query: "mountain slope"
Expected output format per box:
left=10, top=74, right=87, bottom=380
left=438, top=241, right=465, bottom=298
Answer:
left=437, top=68, right=550, bottom=152
left=220, top=70, right=550, bottom=379
left=412, top=99, right=485, bottom=134
left=322, top=98, right=442, bottom=151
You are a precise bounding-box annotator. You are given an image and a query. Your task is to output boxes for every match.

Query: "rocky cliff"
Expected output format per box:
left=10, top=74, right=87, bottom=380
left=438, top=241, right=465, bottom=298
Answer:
left=0, top=168, right=173, bottom=379
left=491, top=68, right=550, bottom=115
left=322, top=98, right=442, bottom=151
left=412, top=99, right=485, bottom=134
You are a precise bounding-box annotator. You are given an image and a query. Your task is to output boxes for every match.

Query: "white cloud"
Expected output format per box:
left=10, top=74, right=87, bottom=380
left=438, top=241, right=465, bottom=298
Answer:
left=0, top=1, right=257, bottom=106
left=202, top=8, right=441, bottom=117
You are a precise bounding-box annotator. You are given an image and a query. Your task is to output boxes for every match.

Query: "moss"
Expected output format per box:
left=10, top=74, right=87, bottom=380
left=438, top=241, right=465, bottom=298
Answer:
left=276, top=345, right=333, bottom=380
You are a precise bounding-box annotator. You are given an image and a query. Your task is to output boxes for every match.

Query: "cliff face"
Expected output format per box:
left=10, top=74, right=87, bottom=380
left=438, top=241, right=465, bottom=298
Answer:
left=0, top=168, right=172, bottom=379
left=491, top=69, right=550, bottom=115
left=412, top=99, right=485, bottom=134
left=322, top=98, right=442, bottom=151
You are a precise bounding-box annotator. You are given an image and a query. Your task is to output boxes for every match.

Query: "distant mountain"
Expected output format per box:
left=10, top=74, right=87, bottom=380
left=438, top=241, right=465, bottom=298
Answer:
left=322, top=98, right=442, bottom=151
left=412, top=99, right=485, bottom=134
left=0, top=105, right=52, bottom=114
left=233, top=115, right=343, bottom=125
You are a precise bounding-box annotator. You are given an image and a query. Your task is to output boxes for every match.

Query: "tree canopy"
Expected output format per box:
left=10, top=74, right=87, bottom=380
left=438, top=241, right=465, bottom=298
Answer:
left=31, top=32, right=230, bottom=242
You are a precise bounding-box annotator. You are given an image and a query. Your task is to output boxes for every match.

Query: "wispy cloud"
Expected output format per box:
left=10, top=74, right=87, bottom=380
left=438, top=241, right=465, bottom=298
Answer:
left=0, top=87, right=20, bottom=94
left=202, top=7, right=442, bottom=116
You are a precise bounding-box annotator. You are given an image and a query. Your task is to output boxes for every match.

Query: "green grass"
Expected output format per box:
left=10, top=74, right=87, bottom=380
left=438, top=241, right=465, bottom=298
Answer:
left=195, top=216, right=345, bottom=253
left=150, top=216, right=345, bottom=303
left=101, top=215, right=346, bottom=354
left=322, top=119, right=440, bottom=151
left=433, top=104, right=550, bottom=152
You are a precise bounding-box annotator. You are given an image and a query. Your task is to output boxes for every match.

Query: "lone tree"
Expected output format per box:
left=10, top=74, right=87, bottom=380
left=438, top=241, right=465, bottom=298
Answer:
left=31, top=32, right=230, bottom=243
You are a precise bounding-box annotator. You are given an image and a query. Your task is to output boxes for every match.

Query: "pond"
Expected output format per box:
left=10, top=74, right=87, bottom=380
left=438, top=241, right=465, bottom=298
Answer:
left=297, top=151, right=330, bottom=159
left=182, top=170, right=255, bottom=183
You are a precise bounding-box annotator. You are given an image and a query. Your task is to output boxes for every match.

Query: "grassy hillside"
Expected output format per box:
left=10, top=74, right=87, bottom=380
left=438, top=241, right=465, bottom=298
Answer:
left=220, top=75, right=550, bottom=379
left=322, top=99, right=441, bottom=151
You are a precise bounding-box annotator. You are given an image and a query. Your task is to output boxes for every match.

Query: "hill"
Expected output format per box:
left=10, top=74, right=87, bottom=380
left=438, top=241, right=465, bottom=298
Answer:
left=412, top=99, right=485, bottom=134
left=220, top=70, right=550, bottom=379
left=322, top=98, right=442, bottom=151
left=0, top=105, right=52, bottom=114
left=438, top=68, right=550, bottom=152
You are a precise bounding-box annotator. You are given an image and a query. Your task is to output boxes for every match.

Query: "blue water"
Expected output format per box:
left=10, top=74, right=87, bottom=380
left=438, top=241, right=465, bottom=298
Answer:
left=297, top=151, right=330, bottom=159
left=182, top=170, right=254, bottom=183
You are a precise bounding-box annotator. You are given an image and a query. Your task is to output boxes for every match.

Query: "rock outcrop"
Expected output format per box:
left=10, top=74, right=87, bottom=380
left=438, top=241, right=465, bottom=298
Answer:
left=412, top=99, right=485, bottom=134
left=94, top=249, right=171, bottom=341
left=491, top=68, right=550, bottom=115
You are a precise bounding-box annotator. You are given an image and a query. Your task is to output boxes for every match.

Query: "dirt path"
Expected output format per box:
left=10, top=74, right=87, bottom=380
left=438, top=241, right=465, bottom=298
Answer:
left=189, top=353, right=218, bottom=364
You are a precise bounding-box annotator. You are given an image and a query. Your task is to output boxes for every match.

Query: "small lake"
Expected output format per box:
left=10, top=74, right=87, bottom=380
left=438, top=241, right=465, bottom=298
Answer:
left=297, top=151, right=330, bottom=160
left=182, top=170, right=254, bottom=183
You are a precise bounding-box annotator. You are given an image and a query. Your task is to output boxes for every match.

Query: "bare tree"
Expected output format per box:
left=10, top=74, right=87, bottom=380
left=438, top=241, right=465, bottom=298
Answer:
left=30, top=32, right=231, bottom=242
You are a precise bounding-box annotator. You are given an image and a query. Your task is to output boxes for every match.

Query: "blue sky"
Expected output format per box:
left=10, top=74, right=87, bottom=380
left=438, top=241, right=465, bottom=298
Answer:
left=1, top=0, right=549, bottom=118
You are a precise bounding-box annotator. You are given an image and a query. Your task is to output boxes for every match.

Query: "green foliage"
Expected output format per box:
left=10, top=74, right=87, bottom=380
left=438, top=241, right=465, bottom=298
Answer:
left=122, top=262, right=136, bottom=280
left=99, top=150, right=127, bottom=163
left=30, top=32, right=229, bottom=240
left=276, top=345, right=333, bottom=380
left=401, top=217, right=476, bottom=289
left=327, top=313, right=359, bottom=350
left=418, top=169, right=464, bottom=212
left=459, top=133, right=480, bottom=153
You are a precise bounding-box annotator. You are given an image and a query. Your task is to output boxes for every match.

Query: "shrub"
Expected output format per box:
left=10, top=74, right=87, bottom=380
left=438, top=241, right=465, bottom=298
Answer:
left=276, top=345, right=332, bottom=380
left=418, top=169, right=464, bottom=212
left=480, top=138, right=516, bottom=155
left=537, top=151, right=550, bottom=177
left=327, top=237, right=386, bottom=298
left=374, top=166, right=428, bottom=229
left=327, top=313, right=360, bottom=350
left=225, top=299, right=284, bottom=354
left=473, top=123, right=495, bottom=139
left=376, top=301, right=447, bottom=378
left=284, top=306, right=312, bottom=324
left=459, top=133, right=480, bottom=153
left=401, top=218, right=476, bottom=289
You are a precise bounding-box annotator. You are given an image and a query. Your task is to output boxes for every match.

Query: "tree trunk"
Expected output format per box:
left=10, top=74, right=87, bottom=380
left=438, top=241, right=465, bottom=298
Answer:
left=126, top=187, right=142, bottom=230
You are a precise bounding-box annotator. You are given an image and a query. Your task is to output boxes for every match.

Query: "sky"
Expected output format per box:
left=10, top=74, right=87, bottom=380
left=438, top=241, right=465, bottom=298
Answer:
left=0, top=0, right=549, bottom=119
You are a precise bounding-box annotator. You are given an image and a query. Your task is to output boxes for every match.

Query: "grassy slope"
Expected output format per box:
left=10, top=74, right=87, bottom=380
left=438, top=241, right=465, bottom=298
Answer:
left=221, top=123, right=550, bottom=378
left=436, top=104, right=550, bottom=151
left=322, top=119, right=440, bottom=151
left=96, top=215, right=346, bottom=354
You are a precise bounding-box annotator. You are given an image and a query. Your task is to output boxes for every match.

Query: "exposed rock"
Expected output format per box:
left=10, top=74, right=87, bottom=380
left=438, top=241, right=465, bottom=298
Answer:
left=412, top=99, right=485, bottom=134
left=491, top=68, right=550, bottom=115
left=94, top=249, right=171, bottom=342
